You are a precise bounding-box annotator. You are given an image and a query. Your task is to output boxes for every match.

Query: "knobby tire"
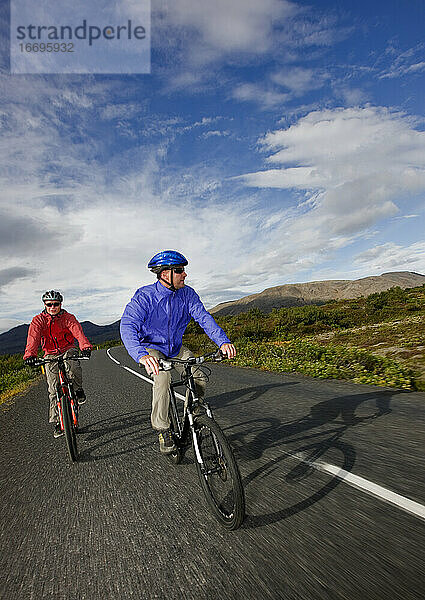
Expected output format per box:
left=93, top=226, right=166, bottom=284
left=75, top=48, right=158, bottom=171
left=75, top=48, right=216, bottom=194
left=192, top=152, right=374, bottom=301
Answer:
left=194, top=415, right=245, bottom=530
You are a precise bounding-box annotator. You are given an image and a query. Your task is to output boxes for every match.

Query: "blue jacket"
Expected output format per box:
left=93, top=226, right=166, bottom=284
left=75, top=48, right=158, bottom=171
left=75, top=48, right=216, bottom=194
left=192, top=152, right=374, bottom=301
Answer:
left=120, top=281, right=231, bottom=363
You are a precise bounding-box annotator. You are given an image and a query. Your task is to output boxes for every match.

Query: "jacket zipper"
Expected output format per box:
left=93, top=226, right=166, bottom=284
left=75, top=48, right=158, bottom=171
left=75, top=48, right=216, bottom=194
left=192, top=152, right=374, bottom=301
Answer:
left=49, top=318, right=59, bottom=351
left=167, top=295, right=172, bottom=357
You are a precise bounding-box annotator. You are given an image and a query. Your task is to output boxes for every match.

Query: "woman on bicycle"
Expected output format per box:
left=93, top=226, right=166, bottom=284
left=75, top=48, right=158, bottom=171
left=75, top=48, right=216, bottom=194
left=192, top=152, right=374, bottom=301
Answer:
left=120, top=250, right=236, bottom=454
left=23, top=290, right=92, bottom=438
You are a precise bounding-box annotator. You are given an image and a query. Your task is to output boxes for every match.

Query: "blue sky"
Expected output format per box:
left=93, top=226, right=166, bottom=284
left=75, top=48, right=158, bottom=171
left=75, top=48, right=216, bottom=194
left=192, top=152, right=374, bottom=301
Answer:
left=1, top=0, right=424, bottom=332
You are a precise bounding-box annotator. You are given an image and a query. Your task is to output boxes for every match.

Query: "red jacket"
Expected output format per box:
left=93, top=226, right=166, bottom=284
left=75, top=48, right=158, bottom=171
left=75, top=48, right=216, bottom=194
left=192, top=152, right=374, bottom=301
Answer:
left=23, top=310, right=92, bottom=359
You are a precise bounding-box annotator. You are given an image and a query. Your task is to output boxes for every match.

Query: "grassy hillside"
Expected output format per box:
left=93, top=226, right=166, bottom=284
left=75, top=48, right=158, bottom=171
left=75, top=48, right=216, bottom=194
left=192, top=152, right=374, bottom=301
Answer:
left=183, top=285, right=425, bottom=391
left=0, top=354, right=41, bottom=404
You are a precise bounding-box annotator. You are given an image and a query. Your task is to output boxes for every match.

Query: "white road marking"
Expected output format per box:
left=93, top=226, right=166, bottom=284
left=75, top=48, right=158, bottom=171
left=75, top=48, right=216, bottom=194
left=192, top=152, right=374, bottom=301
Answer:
left=107, top=349, right=120, bottom=365
left=107, top=348, right=425, bottom=522
left=106, top=348, right=185, bottom=400
left=286, top=450, right=425, bottom=522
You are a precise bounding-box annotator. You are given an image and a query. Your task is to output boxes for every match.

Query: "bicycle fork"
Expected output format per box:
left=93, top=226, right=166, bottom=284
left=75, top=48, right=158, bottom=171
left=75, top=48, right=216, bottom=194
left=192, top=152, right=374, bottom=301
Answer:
left=56, top=369, right=77, bottom=429
left=190, top=411, right=223, bottom=476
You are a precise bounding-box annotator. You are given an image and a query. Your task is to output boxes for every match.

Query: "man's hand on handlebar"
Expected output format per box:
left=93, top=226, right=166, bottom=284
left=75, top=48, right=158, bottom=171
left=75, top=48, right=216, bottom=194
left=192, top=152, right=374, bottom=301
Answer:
left=81, top=348, right=91, bottom=359
left=139, top=354, right=160, bottom=376
left=220, top=343, right=236, bottom=359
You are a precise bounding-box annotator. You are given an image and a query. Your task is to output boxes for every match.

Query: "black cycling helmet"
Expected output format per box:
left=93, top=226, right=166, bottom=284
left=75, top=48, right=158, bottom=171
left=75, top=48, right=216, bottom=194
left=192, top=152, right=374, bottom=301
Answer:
left=42, top=290, right=63, bottom=303
left=148, top=250, right=188, bottom=274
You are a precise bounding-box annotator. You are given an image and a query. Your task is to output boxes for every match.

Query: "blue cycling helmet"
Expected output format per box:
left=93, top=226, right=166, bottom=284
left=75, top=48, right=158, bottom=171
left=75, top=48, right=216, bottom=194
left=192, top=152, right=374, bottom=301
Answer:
left=148, top=250, right=188, bottom=273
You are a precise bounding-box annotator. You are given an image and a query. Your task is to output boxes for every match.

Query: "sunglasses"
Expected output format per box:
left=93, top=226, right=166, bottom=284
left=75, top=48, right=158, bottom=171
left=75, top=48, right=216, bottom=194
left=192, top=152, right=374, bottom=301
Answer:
left=45, top=302, right=61, bottom=307
left=172, top=267, right=186, bottom=274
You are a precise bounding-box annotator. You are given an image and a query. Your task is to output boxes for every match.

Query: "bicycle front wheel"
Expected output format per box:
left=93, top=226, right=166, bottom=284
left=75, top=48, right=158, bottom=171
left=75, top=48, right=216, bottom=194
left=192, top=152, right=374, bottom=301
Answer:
left=194, top=415, right=245, bottom=529
left=61, top=395, right=78, bottom=462
left=168, top=395, right=183, bottom=465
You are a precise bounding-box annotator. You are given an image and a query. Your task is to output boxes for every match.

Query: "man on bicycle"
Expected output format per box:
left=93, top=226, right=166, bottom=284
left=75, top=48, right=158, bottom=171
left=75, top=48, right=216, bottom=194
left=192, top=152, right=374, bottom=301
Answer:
left=23, top=291, right=92, bottom=438
left=120, top=250, right=236, bottom=454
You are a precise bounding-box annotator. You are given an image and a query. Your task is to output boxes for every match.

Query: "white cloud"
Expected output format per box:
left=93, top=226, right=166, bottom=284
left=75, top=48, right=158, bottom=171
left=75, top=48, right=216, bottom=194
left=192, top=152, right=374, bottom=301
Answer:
left=202, top=130, right=230, bottom=139
left=0, top=187, right=269, bottom=323
left=149, top=0, right=344, bottom=93
left=271, top=67, right=328, bottom=95
left=378, top=42, right=425, bottom=80
left=233, top=106, right=425, bottom=279
left=232, top=83, right=290, bottom=109
left=154, top=0, right=298, bottom=59
left=100, top=103, right=144, bottom=120
left=355, top=242, right=425, bottom=274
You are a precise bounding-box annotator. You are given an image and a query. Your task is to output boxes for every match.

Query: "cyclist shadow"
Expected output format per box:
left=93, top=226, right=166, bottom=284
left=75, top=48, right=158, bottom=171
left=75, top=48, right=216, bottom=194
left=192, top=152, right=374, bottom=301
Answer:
left=207, top=381, right=299, bottom=410
left=242, top=427, right=355, bottom=528
left=78, top=410, right=153, bottom=462
left=225, top=388, right=400, bottom=529
left=228, top=388, right=398, bottom=461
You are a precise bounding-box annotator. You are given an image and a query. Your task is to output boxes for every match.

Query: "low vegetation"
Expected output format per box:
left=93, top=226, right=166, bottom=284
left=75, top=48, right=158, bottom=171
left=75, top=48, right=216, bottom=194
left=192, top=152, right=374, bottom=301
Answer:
left=0, top=354, right=41, bottom=404
left=183, top=284, right=425, bottom=391
left=96, top=339, right=122, bottom=350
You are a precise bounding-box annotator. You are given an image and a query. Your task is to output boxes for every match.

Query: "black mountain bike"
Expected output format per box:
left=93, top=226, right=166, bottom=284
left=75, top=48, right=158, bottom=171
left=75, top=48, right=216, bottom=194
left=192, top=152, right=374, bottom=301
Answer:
left=34, top=353, right=90, bottom=463
left=158, top=350, right=245, bottom=530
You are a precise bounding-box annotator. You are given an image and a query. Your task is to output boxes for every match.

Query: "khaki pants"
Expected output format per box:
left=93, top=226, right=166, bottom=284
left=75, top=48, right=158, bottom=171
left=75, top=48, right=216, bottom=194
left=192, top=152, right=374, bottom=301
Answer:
left=147, top=345, right=207, bottom=431
left=45, top=348, right=83, bottom=423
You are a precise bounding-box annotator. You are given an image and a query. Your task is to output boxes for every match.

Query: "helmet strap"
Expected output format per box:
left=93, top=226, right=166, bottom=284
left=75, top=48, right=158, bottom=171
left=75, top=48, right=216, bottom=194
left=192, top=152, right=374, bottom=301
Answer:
left=158, top=270, right=176, bottom=292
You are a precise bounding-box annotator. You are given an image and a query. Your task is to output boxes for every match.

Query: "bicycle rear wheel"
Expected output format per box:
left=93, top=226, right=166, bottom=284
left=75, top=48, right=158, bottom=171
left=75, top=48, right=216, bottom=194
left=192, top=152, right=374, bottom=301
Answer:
left=61, top=394, right=78, bottom=462
left=194, top=415, right=245, bottom=529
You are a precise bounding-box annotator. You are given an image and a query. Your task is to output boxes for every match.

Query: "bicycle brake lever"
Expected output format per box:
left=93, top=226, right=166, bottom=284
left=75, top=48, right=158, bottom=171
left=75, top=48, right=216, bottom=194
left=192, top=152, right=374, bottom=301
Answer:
left=159, top=360, right=173, bottom=371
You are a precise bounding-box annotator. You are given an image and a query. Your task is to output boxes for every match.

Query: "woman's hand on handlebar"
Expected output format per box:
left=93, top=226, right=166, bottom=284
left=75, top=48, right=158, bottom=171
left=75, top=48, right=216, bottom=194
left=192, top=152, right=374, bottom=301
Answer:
left=139, top=354, right=160, bottom=376
left=24, top=356, right=38, bottom=367
left=220, top=343, right=236, bottom=359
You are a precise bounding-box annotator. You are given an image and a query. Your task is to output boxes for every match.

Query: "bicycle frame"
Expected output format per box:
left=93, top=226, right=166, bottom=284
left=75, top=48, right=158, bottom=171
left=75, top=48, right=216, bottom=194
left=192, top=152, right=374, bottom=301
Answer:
left=165, top=352, right=233, bottom=470
left=167, top=357, right=215, bottom=444
left=55, top=357, right=78, bottom=431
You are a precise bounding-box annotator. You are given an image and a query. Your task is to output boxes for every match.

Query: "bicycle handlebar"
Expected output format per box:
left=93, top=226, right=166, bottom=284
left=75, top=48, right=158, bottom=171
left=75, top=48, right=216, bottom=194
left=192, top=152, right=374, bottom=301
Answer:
left=33, top=354, right=90, bottom=367
left=158, top=349, right=225, bottom=371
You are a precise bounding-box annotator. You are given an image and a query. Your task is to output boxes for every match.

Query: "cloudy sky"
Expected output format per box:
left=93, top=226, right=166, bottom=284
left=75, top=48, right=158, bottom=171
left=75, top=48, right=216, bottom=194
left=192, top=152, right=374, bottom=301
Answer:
left=1, top=0, right=425, bottom=333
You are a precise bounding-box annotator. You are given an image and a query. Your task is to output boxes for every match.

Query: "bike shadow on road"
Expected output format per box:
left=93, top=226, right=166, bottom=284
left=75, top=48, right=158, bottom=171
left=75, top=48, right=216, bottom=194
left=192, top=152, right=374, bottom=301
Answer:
left=242, top=427, right=355, bottom=528
left=77, top=410, right=154, bottom=462
left=226, top=388, right=401, bottom=461
left=224, top=388, right=403, bottom=529
left=207, top=381, right=300, bottom=410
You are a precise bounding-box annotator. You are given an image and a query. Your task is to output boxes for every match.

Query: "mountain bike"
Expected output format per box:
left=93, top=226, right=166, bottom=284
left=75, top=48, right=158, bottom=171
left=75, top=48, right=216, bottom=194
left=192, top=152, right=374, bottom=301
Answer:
left=158, top=350, right=245, bottom=530
left=34, top=353, right=90, bottom=463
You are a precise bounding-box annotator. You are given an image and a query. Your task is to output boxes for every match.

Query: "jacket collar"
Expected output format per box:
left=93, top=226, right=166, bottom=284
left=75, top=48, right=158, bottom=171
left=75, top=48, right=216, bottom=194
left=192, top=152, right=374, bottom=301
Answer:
left=43, top=309, right=65, bottom=319
left=155, top=280, right=176, bottom=297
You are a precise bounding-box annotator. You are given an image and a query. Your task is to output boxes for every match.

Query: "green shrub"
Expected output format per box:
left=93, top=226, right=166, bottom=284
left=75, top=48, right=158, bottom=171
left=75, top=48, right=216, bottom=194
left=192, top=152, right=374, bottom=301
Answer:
left=233, top=339, right=415, bottom=390
left=96, top=339, right=122, bottom=350
left=0, top=353, right=41, bottom=399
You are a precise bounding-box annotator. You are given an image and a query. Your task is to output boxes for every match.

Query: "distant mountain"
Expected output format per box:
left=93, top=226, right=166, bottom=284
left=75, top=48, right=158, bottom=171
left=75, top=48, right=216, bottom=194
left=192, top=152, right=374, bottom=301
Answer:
left=209, top=271, right=425, bottom=316
left=0, top=320, right=121, bottom=356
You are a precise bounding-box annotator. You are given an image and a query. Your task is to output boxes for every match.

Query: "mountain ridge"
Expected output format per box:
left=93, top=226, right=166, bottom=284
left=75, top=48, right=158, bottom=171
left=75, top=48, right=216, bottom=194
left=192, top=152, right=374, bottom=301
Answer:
left=209, top=271, right=425, bottom=316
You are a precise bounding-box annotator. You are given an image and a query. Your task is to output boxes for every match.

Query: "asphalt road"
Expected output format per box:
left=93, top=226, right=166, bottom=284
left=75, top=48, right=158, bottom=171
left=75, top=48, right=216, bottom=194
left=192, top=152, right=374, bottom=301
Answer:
left=1, top=346, right=424, bottom=600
